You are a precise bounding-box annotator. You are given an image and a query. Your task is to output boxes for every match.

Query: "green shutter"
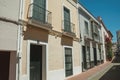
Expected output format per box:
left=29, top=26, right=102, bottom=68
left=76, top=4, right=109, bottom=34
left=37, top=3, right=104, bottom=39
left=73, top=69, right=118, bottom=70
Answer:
left=33, top=0, right=46, bottom=23
left=64, top=7, right=71, bottom=32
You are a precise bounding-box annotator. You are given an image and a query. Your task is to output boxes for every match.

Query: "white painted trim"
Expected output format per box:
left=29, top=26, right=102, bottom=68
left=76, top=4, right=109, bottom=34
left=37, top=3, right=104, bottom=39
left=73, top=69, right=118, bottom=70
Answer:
left=27, top=40, right=48, bottom=80
left=63, top=45, right=74, bottom=78
left=31, top=0, right=33, bottom=3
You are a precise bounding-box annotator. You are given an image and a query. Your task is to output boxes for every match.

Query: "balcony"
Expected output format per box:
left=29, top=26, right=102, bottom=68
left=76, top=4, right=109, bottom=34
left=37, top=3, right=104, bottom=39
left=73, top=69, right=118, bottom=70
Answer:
left=62, top=20, right=76, bottom=37
left=28, top=3, right=52, bottom=30
left=93, top=25, right=99, bottom=36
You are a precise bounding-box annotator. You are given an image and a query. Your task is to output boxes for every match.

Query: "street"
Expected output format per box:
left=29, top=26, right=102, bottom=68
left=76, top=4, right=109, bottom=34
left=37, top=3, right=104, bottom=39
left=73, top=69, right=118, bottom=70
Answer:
left=99, top=56, right=120, bottom=80
left=89, top=55, right=120, bottom=80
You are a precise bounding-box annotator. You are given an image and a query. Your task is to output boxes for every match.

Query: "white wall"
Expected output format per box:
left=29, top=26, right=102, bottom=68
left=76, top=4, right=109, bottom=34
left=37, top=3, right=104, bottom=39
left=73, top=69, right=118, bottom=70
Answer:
left=0, top=0, right=19, bottom=20
left=0, top=21, right=18, bottom=51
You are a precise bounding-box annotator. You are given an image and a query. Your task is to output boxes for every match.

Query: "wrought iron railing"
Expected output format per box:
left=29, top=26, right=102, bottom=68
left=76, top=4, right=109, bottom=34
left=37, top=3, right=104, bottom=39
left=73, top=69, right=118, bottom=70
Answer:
left=28, top=3, right=52, bottom=25
left=62, top=20, right=75, bottom=34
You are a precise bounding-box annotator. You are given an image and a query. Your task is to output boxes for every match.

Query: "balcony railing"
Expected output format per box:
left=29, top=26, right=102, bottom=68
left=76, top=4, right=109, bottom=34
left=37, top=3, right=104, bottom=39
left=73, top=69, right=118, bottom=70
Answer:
left=28, top=3, right=52, bottom=25
left=62, top=20, right=75, bottom=34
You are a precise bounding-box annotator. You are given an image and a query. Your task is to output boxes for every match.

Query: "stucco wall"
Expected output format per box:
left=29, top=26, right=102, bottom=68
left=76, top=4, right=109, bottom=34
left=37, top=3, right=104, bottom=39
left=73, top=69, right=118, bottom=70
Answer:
left=73, top=41, right=80, bottom=67
left=0, top=21, right=18, bottom=51
left=0, top=0, right=19, bottom=20
left=48, top=35, right=64, bottom=70
left=22, top=40, right=27, bottom=75
left=24, top=0, right=79, bottom=38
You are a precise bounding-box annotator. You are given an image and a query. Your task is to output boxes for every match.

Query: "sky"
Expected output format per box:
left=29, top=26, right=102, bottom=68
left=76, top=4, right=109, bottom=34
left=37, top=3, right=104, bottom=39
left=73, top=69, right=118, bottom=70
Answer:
left=79, top=0, right=120, bottom=42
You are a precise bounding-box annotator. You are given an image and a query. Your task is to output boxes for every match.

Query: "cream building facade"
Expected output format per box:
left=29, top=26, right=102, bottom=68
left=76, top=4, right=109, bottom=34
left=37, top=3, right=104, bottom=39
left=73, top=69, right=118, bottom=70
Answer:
left=20, top=0, right=81, bottom=80
left=0, top=0, right=111, bottom=80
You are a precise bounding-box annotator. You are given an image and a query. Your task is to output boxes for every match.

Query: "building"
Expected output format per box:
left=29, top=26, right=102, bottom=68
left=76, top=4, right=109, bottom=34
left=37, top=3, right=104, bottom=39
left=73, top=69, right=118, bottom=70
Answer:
left=78, top=4, right=104, bottom=72
left=117, top=30, right=120, bottom=50
left=0, top=0, right=112, bottom=80
left=20, top=0, right=81, bottom=80
left=112, top=42, right=117, bottom=55
left=97, top=17, right=113, bottom=61
left=0, top=0, right=23, bottom=80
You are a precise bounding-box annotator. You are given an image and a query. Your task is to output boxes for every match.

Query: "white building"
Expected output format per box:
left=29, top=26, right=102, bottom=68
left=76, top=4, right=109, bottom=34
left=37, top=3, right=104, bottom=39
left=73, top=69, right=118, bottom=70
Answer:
left=78, top=4, right=105, bottom=71
left=0, top=0, right=23, bottom=80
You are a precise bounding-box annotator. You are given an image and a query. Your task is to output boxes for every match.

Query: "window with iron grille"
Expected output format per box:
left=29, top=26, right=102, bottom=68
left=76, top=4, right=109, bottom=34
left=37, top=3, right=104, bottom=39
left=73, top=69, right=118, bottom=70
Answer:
left=65, top=48, right=73, bottom=77
left=64, top=7, right=71, bottom=32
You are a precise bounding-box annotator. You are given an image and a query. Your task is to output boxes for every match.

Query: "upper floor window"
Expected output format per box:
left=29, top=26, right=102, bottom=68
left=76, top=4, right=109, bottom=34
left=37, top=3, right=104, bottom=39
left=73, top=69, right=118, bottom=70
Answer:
left=84, top=21, right=89, bottom=35
left=64, top=7, right=71, bottom=32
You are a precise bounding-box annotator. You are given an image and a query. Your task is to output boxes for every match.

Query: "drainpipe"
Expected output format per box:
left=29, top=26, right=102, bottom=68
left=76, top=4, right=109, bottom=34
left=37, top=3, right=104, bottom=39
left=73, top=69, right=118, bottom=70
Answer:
left=16, top=0, right=23, bottom=80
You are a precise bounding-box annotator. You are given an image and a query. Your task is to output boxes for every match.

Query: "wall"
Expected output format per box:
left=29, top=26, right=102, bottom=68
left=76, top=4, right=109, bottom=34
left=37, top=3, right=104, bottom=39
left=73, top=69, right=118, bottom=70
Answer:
left=0, top=0, right=19, bottom=20
left=0, top=21, right=18, bottom=50
left=0, top=0, right=19, bottom=51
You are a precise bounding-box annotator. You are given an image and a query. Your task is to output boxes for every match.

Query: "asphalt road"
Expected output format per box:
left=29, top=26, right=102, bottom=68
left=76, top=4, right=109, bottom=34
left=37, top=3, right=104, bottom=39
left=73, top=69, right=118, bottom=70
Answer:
left=88, top=55, right=120, bottom=80
left=99, top=55, right=120, bottom=80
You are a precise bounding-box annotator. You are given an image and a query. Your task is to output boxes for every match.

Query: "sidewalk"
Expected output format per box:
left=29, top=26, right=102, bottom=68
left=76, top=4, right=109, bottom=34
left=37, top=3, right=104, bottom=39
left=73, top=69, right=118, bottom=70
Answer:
left=66, top=61, right=111, bottom=80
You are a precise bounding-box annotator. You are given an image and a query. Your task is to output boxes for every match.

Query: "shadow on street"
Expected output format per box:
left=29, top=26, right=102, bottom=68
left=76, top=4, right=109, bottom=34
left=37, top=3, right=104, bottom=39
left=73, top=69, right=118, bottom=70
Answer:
left=99, top=55, right=120, bottom=80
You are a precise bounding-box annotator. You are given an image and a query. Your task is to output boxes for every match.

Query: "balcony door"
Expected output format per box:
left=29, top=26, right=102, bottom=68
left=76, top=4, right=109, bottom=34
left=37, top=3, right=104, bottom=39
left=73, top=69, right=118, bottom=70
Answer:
left=33, top=0, right=46, bottom=23
left=82, top=46, right=87, bottom=71
left=64, top=7, right=71, bottom=32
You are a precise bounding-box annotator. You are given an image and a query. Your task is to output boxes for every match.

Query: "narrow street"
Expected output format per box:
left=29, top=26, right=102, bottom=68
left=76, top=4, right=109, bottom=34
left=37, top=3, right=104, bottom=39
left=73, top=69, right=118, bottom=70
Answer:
left=67, top=55, right=120, bottom=80
left=98, top=56, right=120, bottom=80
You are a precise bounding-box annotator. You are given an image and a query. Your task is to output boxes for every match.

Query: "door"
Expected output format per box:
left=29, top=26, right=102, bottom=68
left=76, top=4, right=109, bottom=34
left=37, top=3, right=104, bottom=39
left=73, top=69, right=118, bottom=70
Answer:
left=0, top=51, right=10, bottom=80
left=86, top=46, right=91, bottom=68
left=30, top=44, right=42, bottom=80
left=82, top=46, right=87, bottom=71
left=93, top=48, right=97, bottom=65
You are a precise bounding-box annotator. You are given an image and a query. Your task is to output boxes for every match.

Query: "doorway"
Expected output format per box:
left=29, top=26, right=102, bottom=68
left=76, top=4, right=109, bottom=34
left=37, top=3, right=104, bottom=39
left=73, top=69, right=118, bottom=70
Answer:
left=0, top=51, right=10, bottom=80
left=82, top=46, right=87, bottom=71
left=93, top=48, right=97, bottom=66
left=30, top=44, right=46, bottom=80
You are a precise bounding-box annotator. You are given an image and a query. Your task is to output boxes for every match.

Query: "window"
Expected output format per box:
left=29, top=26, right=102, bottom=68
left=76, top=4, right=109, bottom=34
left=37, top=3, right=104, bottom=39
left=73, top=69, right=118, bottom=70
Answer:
left=64, top=7, right=71, bottom=32
left=32, top=0, right=46, bottom=22
left=65, top=48, right=73, bottom=77
left=84, top=21, right=89, bottom=35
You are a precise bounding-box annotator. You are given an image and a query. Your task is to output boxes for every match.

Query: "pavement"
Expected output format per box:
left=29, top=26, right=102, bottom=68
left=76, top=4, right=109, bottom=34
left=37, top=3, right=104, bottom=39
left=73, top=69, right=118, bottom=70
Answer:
left=66, top=55, right=120, bottom=80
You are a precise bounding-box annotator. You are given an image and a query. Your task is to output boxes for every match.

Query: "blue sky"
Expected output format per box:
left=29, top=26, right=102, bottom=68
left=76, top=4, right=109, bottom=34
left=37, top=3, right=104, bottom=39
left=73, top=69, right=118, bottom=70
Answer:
left=79, top=0, right=120, bottom=42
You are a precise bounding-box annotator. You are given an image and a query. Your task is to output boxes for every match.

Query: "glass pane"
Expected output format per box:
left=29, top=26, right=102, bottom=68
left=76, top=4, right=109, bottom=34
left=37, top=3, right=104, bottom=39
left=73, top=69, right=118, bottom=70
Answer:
left=33, top=0, right=46, bottom=23
left=66, top=70, right=72, bottom=77
left=64, top=7, right=71, bottom=32
left=65, top=48, right=72, bottom=55
left=66, top=64, right=72, bottom=70
left=66, top=56, right=72, bottom=62
left=65, top=48, right=73, bottom=77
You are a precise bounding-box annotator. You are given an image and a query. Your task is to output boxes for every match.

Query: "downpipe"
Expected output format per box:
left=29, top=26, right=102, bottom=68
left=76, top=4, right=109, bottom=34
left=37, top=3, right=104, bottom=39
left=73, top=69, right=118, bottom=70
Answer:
left=16, top=0, right=23, bottom=80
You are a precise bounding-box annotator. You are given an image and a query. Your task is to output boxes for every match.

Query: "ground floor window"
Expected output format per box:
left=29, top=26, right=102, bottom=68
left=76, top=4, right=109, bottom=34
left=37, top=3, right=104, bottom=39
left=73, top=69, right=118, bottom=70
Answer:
left=65, top=48, right=73, bottom=77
